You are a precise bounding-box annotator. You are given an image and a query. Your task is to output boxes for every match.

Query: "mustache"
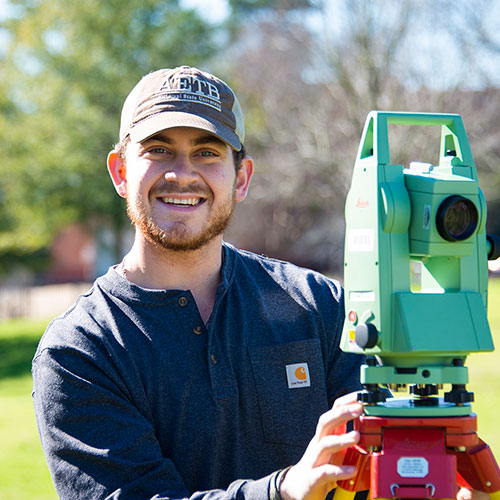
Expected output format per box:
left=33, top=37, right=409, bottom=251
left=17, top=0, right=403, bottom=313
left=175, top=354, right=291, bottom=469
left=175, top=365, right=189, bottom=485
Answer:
left=150, top=182, right=212, bottom=198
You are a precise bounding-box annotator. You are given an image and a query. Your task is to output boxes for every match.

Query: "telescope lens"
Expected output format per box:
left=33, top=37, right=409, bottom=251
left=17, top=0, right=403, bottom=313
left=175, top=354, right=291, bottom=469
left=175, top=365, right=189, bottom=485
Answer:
left=436, top=195, right=478, bottom=242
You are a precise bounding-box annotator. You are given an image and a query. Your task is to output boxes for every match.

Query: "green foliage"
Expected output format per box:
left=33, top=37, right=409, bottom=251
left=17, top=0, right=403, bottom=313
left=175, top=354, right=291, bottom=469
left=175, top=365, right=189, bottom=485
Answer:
left=228, top=0, right=318, bottom=12
left=0, top=0, right=216, bottom=262
left=0, top=248, right=49, bottom=279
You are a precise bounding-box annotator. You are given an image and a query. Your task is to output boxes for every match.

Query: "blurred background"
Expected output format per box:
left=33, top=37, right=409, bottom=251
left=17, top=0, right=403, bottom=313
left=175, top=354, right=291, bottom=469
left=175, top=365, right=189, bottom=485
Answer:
left=0, top=0, right=499, bottom=498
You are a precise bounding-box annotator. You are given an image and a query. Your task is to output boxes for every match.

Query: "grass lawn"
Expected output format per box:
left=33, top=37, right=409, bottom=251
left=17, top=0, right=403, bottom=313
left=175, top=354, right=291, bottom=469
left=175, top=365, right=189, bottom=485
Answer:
left=1, top=280, right=500, bottom=499
left=0, top=319, right=56, bottom=499
left=467, top=277, right=500, bottom=457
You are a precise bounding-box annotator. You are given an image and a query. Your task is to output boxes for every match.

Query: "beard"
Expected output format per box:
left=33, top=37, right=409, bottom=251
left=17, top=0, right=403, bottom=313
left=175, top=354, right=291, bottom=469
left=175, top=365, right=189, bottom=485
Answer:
left=126, top=184, right=236, bottom=252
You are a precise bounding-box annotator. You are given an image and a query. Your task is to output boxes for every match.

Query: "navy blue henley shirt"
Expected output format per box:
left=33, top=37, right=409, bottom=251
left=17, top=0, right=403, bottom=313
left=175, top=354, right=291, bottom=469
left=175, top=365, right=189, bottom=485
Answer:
left=32, top=243, right=364, bottom=499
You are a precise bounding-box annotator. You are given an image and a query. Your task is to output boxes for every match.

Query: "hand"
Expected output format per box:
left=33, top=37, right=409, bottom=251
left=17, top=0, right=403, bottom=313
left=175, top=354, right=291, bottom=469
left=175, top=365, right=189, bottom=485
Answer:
left=457, top=487, right=490, bottom=500
left=279, top=393, right=363, bottom=500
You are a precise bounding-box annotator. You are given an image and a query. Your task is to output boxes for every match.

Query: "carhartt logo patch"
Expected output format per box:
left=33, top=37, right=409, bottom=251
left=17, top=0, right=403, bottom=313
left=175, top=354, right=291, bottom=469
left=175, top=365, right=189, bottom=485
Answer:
left=286, top=363, right=310, bottom=389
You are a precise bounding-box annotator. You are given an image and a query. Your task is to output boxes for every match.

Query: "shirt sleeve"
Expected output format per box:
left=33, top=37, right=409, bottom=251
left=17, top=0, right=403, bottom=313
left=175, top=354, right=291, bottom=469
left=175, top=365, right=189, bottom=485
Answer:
left=32, top=344, right=274, bottom=500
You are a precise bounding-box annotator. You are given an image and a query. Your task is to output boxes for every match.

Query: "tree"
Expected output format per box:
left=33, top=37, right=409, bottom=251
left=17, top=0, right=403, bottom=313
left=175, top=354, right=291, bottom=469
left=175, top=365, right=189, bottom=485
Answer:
left=0, top=0, right=217, bottom=269
left=223, top=0, right=500, bottom=272
left=2, top=0, right=499, bottom=279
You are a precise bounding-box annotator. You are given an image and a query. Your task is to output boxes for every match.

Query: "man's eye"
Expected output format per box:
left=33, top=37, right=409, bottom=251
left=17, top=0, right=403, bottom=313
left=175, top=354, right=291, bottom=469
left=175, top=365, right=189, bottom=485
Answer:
left=149, top=147, right=167, bottom=154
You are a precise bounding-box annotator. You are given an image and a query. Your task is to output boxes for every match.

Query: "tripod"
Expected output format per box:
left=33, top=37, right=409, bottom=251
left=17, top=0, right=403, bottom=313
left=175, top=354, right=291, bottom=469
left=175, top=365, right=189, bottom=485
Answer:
left=332, top=410, right=500, bottom=500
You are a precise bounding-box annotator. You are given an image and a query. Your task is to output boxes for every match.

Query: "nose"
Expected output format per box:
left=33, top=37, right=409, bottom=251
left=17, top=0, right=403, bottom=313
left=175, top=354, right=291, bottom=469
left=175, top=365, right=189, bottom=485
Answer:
left=163, top=154, right=199, bottom=185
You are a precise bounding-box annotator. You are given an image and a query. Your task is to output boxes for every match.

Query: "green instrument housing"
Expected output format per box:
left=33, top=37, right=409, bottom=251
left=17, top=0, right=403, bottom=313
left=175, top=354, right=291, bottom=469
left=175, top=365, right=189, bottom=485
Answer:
left=341, top=111, right=494, bottom=416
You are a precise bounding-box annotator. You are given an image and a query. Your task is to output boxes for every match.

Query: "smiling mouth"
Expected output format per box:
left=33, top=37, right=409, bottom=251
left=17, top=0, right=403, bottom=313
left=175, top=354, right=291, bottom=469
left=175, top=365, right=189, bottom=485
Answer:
left=160, top=197, right=204, bottom=207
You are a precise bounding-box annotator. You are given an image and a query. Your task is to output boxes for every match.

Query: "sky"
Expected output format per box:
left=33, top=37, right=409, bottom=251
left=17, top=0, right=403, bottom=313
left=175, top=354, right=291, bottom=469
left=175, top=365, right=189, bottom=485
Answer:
left=180, top=0, right=230, bottom=23
left=0, top=0, right=7, bottom=19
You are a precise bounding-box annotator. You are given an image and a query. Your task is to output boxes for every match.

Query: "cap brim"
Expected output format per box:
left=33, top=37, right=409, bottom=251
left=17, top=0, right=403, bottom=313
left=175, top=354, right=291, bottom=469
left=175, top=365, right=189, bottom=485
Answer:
left=128, top=112, right=242, bottom=151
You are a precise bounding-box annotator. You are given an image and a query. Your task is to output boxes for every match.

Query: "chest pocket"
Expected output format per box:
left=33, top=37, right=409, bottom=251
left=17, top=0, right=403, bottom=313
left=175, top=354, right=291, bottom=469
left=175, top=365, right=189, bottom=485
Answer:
left=248, top=339, right=329, bottom=447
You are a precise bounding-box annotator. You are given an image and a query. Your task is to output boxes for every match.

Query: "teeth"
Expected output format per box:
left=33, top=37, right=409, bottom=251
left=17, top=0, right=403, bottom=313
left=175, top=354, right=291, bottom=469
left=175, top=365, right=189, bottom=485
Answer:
left=162, top=197, right=201, bottom=206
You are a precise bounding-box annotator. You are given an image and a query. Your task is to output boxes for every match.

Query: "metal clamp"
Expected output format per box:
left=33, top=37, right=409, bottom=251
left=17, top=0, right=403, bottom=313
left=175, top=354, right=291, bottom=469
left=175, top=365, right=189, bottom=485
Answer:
left=390, top=483, right=436, bottom=498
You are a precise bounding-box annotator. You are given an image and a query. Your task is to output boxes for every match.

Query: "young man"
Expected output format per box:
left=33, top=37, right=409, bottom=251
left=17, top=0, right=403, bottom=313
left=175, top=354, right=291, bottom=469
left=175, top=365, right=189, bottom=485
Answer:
left=32, top=66, right=365, bottom=500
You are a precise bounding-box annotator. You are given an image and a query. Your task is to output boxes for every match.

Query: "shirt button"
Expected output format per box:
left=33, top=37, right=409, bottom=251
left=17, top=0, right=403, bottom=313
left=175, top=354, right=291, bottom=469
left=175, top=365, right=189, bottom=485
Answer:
left=193, top=326, right=203, bottom=335
left=210, top=354, right=217, bottom=364
left=178, top=296, right=188, bottom=307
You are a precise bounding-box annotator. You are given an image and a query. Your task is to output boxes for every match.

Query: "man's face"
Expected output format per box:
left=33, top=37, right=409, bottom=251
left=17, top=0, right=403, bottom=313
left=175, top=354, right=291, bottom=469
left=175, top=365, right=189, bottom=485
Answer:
left=116, top=127, right=251, bottom=252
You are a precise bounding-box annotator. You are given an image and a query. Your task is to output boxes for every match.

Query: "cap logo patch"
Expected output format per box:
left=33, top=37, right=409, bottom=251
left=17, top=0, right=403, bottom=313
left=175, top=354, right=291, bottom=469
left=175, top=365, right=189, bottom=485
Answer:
left=160, top=75, right=222, bottom=112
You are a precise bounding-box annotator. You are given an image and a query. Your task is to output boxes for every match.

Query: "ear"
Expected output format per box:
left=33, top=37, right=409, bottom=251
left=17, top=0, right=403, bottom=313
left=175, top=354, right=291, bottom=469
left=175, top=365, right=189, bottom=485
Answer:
left=234, top=156, right=254, bottom=203
left=107, top=151, right=127, bottom=198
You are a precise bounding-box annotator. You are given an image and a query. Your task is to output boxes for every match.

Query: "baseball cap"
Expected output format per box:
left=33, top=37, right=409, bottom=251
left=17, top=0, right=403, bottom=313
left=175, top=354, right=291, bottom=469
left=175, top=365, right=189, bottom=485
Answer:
left=119, top=66, right=245, bottom=151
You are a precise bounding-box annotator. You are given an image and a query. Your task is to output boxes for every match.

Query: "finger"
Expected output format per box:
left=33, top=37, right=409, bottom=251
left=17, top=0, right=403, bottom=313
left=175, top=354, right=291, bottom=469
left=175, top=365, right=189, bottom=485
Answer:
left=316, top=403, right=363, bottom=438
left=314, top=431, right=360, bottom=466
left=457, top=488, right=473, bottom=500
left=457, top=488, right=490, bottom=500
left=333, top=391, right=361, bottom=408
left=317, top=403, right=362, bottom=437
left=311, top=462, right=358, bottom=485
